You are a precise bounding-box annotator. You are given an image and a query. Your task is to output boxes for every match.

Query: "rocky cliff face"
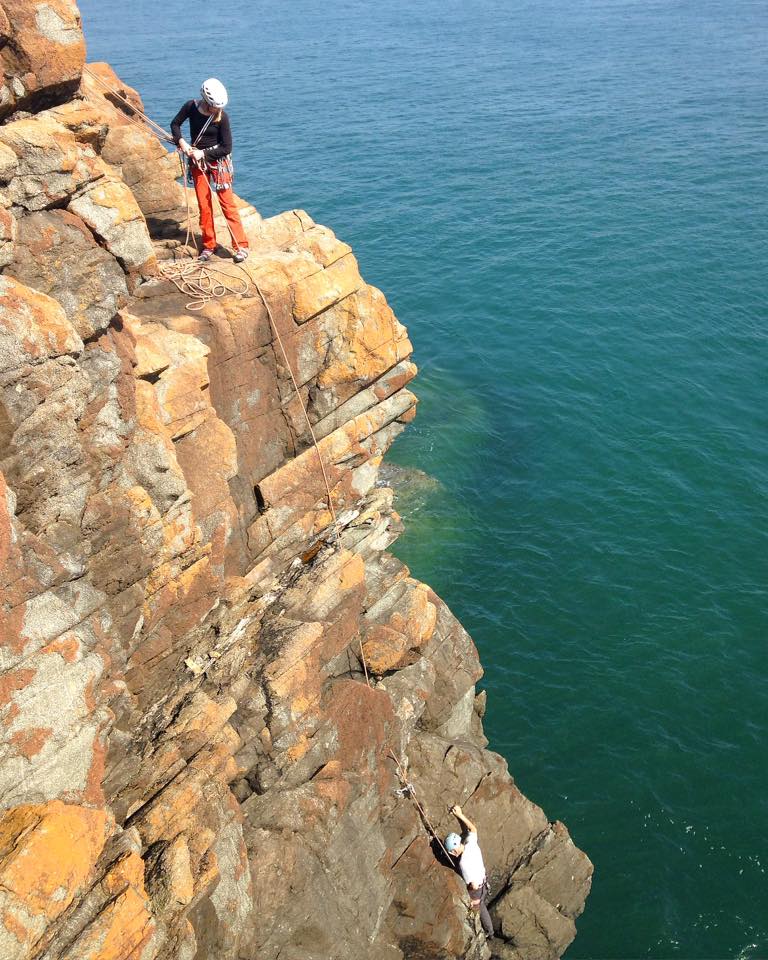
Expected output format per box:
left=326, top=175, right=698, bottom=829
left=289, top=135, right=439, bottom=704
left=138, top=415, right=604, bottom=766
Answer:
left=0, top=4, right=592, bottom=959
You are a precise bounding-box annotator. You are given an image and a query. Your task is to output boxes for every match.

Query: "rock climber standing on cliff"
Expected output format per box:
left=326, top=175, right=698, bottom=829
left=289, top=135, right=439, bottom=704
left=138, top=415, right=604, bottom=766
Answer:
left=171, top=78, right=250, bottom=263
left=446, top=804, right=494, bottom=939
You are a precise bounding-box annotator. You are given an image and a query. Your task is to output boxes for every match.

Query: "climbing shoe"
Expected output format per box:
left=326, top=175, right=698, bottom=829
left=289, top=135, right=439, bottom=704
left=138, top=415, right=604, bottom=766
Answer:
left=233, top=249, right=249, bottom=264
left=198, top=249, right=214, bottom=262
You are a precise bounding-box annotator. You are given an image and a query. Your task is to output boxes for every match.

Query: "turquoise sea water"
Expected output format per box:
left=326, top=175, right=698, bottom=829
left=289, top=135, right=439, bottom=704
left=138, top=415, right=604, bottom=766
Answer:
left=79, top=2, right=768, bottom=956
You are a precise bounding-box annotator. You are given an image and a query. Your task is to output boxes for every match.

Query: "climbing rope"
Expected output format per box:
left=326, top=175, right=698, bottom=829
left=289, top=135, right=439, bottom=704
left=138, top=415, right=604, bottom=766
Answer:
left=157, top=256, right=251, bottom=310
left=357, top=641, right=452, bottom=861
left=359, top=638, right=371, bottom=686
left=390, top=748, right=453, bottom=862
left=83, top=66, right=175, bottom=144
left=392, top=747, right=452, bottom=861
left=159, top=237, right=338, bottom=523
left=253, top=272, right=338, bottom=524
left=79, top=75, right=452, bottom=829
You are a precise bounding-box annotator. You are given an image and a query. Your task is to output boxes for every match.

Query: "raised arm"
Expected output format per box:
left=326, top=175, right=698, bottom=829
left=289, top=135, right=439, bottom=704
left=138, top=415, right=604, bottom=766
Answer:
left=450, top=804, right=477, bottom=836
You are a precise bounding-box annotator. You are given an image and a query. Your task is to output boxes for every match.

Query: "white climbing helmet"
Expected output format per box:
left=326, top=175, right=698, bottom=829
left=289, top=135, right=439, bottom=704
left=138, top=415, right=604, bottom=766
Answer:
left=445, top=832, right=462, bottom=854
left=201, top=78, right=228, bottom=109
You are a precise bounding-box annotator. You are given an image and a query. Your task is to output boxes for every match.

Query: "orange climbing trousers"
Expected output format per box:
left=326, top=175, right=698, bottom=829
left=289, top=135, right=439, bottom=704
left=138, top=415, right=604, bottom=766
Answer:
left=191, top=164, right=249, bottom=253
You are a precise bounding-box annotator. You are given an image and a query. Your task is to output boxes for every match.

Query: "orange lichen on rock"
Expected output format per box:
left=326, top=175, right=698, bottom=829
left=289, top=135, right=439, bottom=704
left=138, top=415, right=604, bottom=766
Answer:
left=61, top=885, right=156, bottom=960
left=389, top=581, right=438, bottom=644
left=318, top=286, right=413, bottom=390
left=264, top=621, right=325, bottom=712
left=0, top=114, right=103, bottom=211
left=291, top=253, right=362, bottom=323
left=0, top=670, right=36, bottom=712
left=361, top=580, right=437, bottom=674
left=68, top=167, right=156, bottom=273
left=0, top=802, right=111, bottom=955
left=41, top=632, right=82, bottom=662
left=0, top=0, right=85, bottom=120
left=8, top=726, right=52, bottom=759
left=0, top=274, right=82, bottom=371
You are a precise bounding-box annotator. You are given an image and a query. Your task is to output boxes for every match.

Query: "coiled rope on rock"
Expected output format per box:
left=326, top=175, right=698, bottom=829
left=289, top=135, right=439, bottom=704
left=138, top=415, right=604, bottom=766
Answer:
left=159, top=255, right=251, bottom=309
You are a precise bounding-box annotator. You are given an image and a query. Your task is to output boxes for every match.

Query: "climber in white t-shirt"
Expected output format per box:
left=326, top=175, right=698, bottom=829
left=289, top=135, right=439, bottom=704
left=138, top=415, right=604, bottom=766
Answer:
left=445, top=804, right=494, bottom=939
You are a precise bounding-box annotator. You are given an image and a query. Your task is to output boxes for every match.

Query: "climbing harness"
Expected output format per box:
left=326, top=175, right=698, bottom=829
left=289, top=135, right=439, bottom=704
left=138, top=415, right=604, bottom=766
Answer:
left=180, top=111, right=232, bottom=193
left=209, top=155, right=234, bottom=192
left=190, top=154, right=234, bottom=193
left=184, top=145, right=235, bottom=195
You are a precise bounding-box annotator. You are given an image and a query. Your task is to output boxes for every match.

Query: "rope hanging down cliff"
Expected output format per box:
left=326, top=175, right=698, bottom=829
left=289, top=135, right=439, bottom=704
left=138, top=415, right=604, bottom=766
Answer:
left=357, top=649, right=489, bottom=941
left=83, top=68, right=337, bottom=523
left=357, top=641, right=452, bottom=862
left=169, top=223, right=339, bottom=525
left=87, top=68, right=445, bottom=852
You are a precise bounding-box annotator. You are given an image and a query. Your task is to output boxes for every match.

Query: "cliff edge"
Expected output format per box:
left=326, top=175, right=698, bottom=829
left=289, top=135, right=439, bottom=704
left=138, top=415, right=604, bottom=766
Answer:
left=0, top=4, right=592, bottom=959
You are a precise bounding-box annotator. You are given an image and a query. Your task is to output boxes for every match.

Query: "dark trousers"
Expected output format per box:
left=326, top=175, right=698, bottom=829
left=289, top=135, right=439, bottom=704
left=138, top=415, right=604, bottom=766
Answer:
left=469, top=880, right=494, bottom=937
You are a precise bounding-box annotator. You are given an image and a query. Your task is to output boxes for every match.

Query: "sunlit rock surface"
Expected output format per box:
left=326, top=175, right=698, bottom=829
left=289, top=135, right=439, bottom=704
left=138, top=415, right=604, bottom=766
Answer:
left=0, top=6, right=591, bottom=958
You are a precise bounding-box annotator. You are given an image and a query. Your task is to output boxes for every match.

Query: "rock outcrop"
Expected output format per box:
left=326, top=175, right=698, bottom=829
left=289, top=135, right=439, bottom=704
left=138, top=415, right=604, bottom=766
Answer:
left=0, top=5, right=592, bottom=959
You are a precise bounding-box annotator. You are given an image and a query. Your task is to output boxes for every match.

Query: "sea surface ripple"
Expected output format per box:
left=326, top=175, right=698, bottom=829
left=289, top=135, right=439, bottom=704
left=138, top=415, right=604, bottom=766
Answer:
left=80, top=1, right=768, bottom=956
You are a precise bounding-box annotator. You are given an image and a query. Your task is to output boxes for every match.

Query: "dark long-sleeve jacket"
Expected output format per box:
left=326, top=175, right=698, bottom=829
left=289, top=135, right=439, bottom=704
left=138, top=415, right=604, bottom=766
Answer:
left=170, top=100, right=232, bottom=160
